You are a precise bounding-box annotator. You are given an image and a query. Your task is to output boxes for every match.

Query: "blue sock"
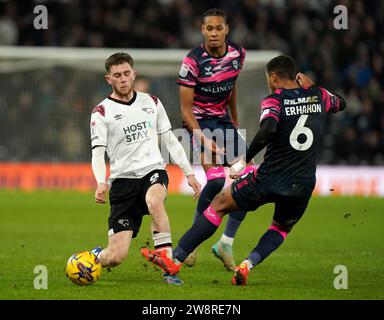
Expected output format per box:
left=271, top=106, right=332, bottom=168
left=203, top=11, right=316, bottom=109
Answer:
left=248, top=229, right=286, bottom=266
left=174, top=207, right=221, bottom=262
left=193, top=177, right=225, bottom=221
left=224, top=210, right=247, bottom=238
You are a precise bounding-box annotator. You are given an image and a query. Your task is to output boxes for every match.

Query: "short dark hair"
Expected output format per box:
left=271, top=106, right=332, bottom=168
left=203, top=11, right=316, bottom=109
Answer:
left=202, top=8, right=227, bottom=24
left=266, top=55, right=297, bottom=80
left=105, top=52, right=134, bottom=72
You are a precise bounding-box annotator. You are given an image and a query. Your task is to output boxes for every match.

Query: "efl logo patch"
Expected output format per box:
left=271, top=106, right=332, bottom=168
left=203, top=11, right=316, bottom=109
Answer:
left=179, top=64, right=188, bottom=77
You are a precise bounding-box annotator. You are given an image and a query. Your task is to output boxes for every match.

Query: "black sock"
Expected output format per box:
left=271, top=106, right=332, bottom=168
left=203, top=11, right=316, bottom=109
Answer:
left=174, top=206, right=222, bottom=262
left=248, top=229, right=286, bottom=266
left=224, top=210, right=247, bottom=238
left=193, top=177, right=225, bottom=221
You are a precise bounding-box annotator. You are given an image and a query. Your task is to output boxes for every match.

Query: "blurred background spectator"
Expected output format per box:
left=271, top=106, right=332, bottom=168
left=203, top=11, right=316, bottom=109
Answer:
left=133, top=76, right=152, bottom=93
left=0, top=0, right=383, bottom=164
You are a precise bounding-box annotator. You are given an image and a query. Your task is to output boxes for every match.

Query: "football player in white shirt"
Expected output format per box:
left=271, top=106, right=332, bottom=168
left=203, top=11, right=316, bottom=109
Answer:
left=90, top=53, right=201, bottom=284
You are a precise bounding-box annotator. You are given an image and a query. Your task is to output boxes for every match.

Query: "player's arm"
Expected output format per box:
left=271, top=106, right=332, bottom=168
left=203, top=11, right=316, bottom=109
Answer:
left=180, top=86, right=224, bottom=154
left=91, top=146, right=108, bottom=204
left=296, top=72, right=346, bottom=112
left=180, top=85, right=201, bottom=133
left=229, top=45, right=246, bottom=128
left=245, top=118, right=277, bottom=163
left=228, top=85, right=239, bottom=127
left=230, top=118, right=277, bottom=175
left=230, top=93, right=281, bottom=176
left=324, top=89, right=346, bottom=112
left=228, top=44, right=246, bottom=128
left=178, top=58, right=204, bottom=138
left=227, top=85, right=256, bottom=168
left=296, top=72, right=315, bottom=88
left=90, top=107, right=108, bottom=204
left=332, top=92, right=346, bottom=111
left=160, top=130, right=201, bottom=200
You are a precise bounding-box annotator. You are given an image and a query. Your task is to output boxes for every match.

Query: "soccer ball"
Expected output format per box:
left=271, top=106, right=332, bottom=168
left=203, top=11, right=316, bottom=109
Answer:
left=65, top=251, right=102, bottom=286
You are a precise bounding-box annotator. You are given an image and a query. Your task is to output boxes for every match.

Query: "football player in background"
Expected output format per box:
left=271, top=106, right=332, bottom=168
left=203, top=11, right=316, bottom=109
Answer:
left=176, top=8, right=255, bottom=270
left=142, top=55, right=346, bottom=286
left=90, top=52, right=201, bottom=284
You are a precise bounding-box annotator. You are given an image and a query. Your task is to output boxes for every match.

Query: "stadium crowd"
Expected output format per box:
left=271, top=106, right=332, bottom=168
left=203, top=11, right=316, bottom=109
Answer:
left=0, top=0, right=383, bottom=164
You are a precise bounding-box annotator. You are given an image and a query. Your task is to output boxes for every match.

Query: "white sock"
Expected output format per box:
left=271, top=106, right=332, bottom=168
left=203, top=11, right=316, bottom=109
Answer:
left=243, top=259, right=254, bottom=270
left=220, top=234, right=234, bottom=246
left=162, top=246, right=173, bottom=258
left=153, top=232, right=172, bottom=257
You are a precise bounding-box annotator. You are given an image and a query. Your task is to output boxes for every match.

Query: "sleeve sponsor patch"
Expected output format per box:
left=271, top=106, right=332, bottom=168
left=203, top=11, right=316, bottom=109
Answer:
left=179, top=64, right=189, bottom=78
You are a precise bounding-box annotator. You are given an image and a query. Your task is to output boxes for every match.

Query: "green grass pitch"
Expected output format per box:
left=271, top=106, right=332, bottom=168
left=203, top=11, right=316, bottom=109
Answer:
left=0, top=190, right=383, bottom=300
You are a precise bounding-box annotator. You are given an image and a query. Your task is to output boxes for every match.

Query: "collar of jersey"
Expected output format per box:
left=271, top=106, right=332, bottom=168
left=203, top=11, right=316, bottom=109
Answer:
left=202, top=41, right=228, bottom=59
left=107, top=91, right=137, bottom=105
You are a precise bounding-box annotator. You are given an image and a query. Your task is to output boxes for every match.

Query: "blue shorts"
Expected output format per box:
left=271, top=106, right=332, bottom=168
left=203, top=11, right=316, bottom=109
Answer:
left=188, top=117, right=247, bottom=167
left=231, top=171, right=310, bottom=227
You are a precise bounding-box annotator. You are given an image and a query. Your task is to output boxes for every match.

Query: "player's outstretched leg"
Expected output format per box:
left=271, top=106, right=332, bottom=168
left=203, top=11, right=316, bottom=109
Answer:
left=142, top=204, right=223, bottom=275
left=92, top=231, right=133, bottom=268
left=142, top=187, right=239, bottom=278
left=232, top=223, right=289, bottom=286
left=142, top=182, right=184, bottom=284
left=177, top=188, right=241, bottom=273
left=185, top=166, right=225, bottom=267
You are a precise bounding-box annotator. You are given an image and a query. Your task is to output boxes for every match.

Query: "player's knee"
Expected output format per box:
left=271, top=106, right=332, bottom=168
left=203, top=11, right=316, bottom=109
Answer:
left=211, top=191, right=228, bottom=217
left=212, top=191, right=224, bottom=205
left=146, top=198, right=165, bottom=216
